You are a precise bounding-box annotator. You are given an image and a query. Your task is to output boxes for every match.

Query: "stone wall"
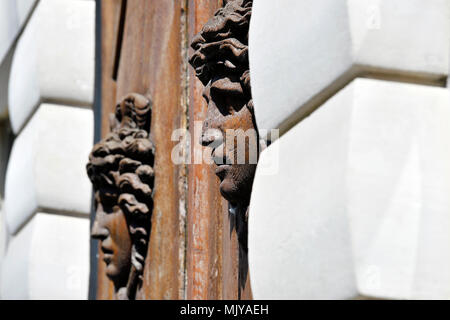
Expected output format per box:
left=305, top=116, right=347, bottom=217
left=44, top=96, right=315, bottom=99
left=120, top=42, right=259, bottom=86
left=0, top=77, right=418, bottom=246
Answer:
left=248, top=0, right=450, bottom=299
left=0, top=0, right=95, bottom=299
left=1, top=0, right=448, bottom=301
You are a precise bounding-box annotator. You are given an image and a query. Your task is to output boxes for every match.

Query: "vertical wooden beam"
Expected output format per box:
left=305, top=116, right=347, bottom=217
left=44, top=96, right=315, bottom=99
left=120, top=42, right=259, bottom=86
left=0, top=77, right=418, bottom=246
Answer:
left=97, top=0, right=123, bottom=300
left=186, top=0, right=245, bottom=300
left=115, top=0, right=185, bottom=300
left=100, top=0, right=121, bottom=140
left=186, top=0, right=223, bottom=300
left=186, top=0, right=253, bottom=300
left=97, top=0, right=252, bottom=300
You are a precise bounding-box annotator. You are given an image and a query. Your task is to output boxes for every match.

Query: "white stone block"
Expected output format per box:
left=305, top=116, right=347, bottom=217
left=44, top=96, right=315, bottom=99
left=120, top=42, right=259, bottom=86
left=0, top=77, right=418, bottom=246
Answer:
left=0, top=0, right=36, bottom=65
left=1, top=213, right=89, bottom=299
left=249, top=0, right=450, bottom=137
left=4, top=104, right=93, bottom=235
left=249, top=84, right=358, bottom=300
left=8, top=0, right=95, bottom=133
left=249, top=78, right=450, bottom=300
left=348, top=79, right=450, bottom=300
left=348, top=0, right=449, bottom=73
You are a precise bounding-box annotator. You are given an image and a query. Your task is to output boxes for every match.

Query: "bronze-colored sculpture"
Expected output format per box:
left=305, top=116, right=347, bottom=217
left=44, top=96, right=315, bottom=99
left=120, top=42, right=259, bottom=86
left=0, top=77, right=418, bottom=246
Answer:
left=189, top=0, right=256, bottom=293
left=87, top=93, right=154, bottom=300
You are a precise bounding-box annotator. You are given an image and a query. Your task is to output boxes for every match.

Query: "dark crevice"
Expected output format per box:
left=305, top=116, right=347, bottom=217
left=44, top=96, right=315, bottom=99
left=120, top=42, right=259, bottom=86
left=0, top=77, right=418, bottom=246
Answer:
left=112, top=0, right=128, bottom=81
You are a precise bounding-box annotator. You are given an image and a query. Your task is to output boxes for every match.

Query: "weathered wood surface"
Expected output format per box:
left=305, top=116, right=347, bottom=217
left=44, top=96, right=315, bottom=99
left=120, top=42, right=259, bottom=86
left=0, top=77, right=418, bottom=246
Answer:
left=97, top=0, right=252, bottom=300
left=97, top=0, right=122, bottom=300
left=187, top=0, right=252, bottom=300
left=186, top=0, right=226, bottom=300
left=115, top=0, right=186, bottom=300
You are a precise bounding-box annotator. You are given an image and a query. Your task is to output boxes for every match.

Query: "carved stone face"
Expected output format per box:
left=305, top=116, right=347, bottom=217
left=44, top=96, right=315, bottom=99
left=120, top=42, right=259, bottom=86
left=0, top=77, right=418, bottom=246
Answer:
left=191, top=0, right=255, bottom=287
left=91, top=193, right=132, bottom=288
left=87, top=93, right=154, bottom=299
left=200, top=76, right=257, bottom=207
left=190, top=0, right=255, bottom=209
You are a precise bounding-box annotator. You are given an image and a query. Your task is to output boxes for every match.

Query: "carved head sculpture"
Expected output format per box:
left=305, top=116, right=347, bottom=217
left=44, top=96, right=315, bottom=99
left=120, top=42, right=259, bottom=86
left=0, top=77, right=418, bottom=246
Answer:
left=87, top=93, right=154, bottom=300
left=189, top=0, right=256, bottom=211
left=189, top=0, right=255, bottom=293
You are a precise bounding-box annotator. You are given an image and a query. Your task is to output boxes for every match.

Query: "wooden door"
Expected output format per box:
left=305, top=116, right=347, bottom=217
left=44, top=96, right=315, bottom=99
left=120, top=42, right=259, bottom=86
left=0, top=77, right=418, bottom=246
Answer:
left=94, top=0, right=251, bottom=300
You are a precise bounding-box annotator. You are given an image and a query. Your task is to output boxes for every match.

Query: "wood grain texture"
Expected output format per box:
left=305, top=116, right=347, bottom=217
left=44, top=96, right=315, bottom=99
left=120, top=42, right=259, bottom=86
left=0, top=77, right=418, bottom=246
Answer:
left=99, top=0, right=186, bottom=300
left=97, top=0, right=251, bottom=300
left=114, top=0, right=185, bottom=300
left=186, top=0, right=224, bottom=300
left=100, top=0, right=121, bottom=139
left=186, top=0, right=252, bottom=300
left=97, top=0, right=122, bottom=300
left=187, top=0, right=253, bottom=300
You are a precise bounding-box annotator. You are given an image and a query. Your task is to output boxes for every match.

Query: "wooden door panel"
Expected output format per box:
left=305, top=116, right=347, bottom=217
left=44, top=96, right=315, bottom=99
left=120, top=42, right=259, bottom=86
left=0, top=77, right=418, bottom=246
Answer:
left=115, top=0, right=185, bottom=300
left=97, top=0, right=122, bottom=300
left=97, top=0, right=251, bottom=300
left=186, top=0, right=227, bottom=300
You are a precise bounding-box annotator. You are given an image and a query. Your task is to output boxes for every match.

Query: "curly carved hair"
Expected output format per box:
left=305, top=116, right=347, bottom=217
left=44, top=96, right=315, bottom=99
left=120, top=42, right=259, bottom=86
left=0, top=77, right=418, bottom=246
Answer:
left=189, top=0, right=253, bottom=109
left=87, top=93, right=154, bottom=282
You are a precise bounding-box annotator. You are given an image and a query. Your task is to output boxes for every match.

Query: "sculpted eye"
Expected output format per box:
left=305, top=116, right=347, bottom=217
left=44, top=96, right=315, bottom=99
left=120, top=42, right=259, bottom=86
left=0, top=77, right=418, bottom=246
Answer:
left=214, top=93, right=246, bottom=115
left=227, top=95, right=246, bottom=113
left=202, top=87, right=210, bottom=103
left=210, top=91, right=232, bottom=116
left=98, top=191, right=119, bottom=214
left=202, top=93, right=209, bottom=103
left=209, top=78, right=246, bottom=115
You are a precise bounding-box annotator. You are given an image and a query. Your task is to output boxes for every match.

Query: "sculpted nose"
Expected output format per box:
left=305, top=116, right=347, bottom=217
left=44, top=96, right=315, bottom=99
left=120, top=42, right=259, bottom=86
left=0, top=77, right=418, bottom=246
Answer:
left=200, top=125, right=223, bottom=147
left=91, top=217, right=108, bottom=240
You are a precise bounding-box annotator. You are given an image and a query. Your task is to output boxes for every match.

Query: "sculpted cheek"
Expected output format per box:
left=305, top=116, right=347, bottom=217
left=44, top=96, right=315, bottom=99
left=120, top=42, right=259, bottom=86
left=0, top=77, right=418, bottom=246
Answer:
left=219, top=177, right=239, bottom=201
left=86, top=93, right=154, bottom=299
left=189, top=0, right=255, bottom=292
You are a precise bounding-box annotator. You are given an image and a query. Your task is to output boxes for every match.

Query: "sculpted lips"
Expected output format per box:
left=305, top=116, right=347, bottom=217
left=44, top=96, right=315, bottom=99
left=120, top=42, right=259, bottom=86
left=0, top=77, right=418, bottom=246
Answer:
left=101, top=245, right=114, bottom=264
left=103, top=255, right=112, bottom=265
left=212, top=149, right=231, bottom=180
